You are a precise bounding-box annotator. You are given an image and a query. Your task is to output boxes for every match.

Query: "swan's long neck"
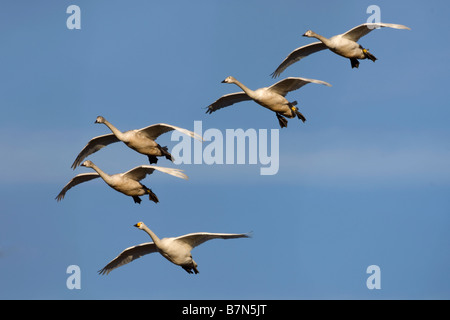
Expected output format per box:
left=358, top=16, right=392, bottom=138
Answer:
left=88, top=163, right=111, bottom=182
left=309, top=31, right=331, bottom=46
left=142, top=225, right=161, bottom=247
left=231, top=79, right=255, bottom=98
left=102, top=119, right=125, bottom=141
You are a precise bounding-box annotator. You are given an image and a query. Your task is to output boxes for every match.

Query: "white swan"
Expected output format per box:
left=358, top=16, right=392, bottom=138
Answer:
left=98, top=222, right=251, bottom=275
left=56, top=160, right=188, bottom=204
left=271, top=22, right=411, bottom=76
left=71, top=116, right=203, bottom=169
left=206, top=76, right=331, bottom=128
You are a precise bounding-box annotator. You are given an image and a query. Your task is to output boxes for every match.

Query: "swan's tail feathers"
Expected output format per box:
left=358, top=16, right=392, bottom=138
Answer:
left=350, top=58, right=360, bottom=68
left=132, top=196, right=142, bottom=204
left=276, top=113, right=288, bottom=128
left=147, top=155, right=158, bottom=164
left=363, top=48, right=377, bottom=62
left=144, top=186, right=159, bottom=203
left=159, top=146, right=174, bottom=162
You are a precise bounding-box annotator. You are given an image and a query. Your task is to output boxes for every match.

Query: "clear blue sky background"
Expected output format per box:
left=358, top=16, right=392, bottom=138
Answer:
left=1, top=0, right=449, bottom=299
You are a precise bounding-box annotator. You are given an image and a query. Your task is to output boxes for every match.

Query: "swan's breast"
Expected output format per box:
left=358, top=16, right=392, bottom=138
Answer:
left=329, top=36, right=361, bottom=58
left=127, top=131, right=157, bottom=147
left=158, top=238, right=191, bottom=265
left=108, top=175, right=144, bottom=194
left=253, top=88, right=286, bottom=107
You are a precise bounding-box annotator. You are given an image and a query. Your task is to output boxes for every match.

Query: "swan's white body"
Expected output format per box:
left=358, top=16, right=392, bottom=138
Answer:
left=56, top=160, right=188, bottom=204
left=271, top=22, right=411, bottom=76
left=206, top=76, right=331, bottom=128
left=71, top=116, right=203, bottom=168
left=98, top=222, right=251, bottom=275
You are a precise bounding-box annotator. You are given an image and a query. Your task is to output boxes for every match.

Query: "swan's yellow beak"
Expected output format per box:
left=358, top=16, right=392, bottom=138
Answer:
left=134, top=222, right=142, bottom=228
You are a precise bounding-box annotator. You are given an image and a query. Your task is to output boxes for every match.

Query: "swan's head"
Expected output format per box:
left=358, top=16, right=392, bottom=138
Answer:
left=95, top=116, right=105, bottom=124
left=81, top=160, right=94, bottom=168
left=221, top=76, right=236, bottom=84
left=302, top=30, right=315, bottom=37
left=134, top=222, right=146, bottom=230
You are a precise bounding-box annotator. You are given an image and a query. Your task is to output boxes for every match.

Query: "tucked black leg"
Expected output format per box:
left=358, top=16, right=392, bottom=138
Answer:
left=142, top=184, right=159, bottom=203
left=362, top=48, right=377, bottom=62
left=276, top=113, right=288, bottom=128
left=295, top=109, right=306, bottom=122
left=159, top=145, right=174, bottom=162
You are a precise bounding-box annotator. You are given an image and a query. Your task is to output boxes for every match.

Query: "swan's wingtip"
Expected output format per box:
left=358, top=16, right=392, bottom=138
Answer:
left=270, top=71, right=279, bottom=79
left=97, top=268, right=110, bottom=276
left=318, top=80, right=332, bottom=87
left=179, top=172, right=189, bottom=180
left=194, top=133, right=205, bottom=142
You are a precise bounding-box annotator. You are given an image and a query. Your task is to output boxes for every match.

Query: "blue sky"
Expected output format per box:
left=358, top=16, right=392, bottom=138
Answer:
left=1, top=0, right=450, bottom=299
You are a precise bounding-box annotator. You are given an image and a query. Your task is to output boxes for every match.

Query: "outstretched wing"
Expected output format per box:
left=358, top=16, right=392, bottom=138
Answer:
left=122, top=165, right=188, bottom=181
left=71, top=134, right=120, bottom=169
left=268, top=77, right=332, bottom=96
left=55, top=173, right=100, bottom=201
left=271, top=42, right=328, bottom=78
left=138, top=123, right=203, bottom=142
left=173, top=232, right=251, bottom=250
left=205, top=92, right=252, bottom=114
left=98, top=242, right=157, bottom=275
left=342, top=22, right=411, bottom=42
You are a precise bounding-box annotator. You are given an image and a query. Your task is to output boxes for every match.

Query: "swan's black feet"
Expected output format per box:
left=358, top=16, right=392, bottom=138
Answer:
left=182, top=265, right=199, bottom=274
left=276, top=113, right=288, bottom=128
left=350, top=58, right=360, bottom=68
left=182, top=266, right=193, bottom=274
left=132, top=196, right=142, bottom=204
left=147, top=155, right=158, bottom=164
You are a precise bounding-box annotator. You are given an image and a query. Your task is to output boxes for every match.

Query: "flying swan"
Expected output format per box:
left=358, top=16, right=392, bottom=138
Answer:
left=56, top=160, right=188, bottom=204
left=206, top=76, right=331, bottom=128
left=271, top=22, right=411, bottom=77
left=98, top=222, right=251, bottom=275
left=71, top=116, right=203, bottom=169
